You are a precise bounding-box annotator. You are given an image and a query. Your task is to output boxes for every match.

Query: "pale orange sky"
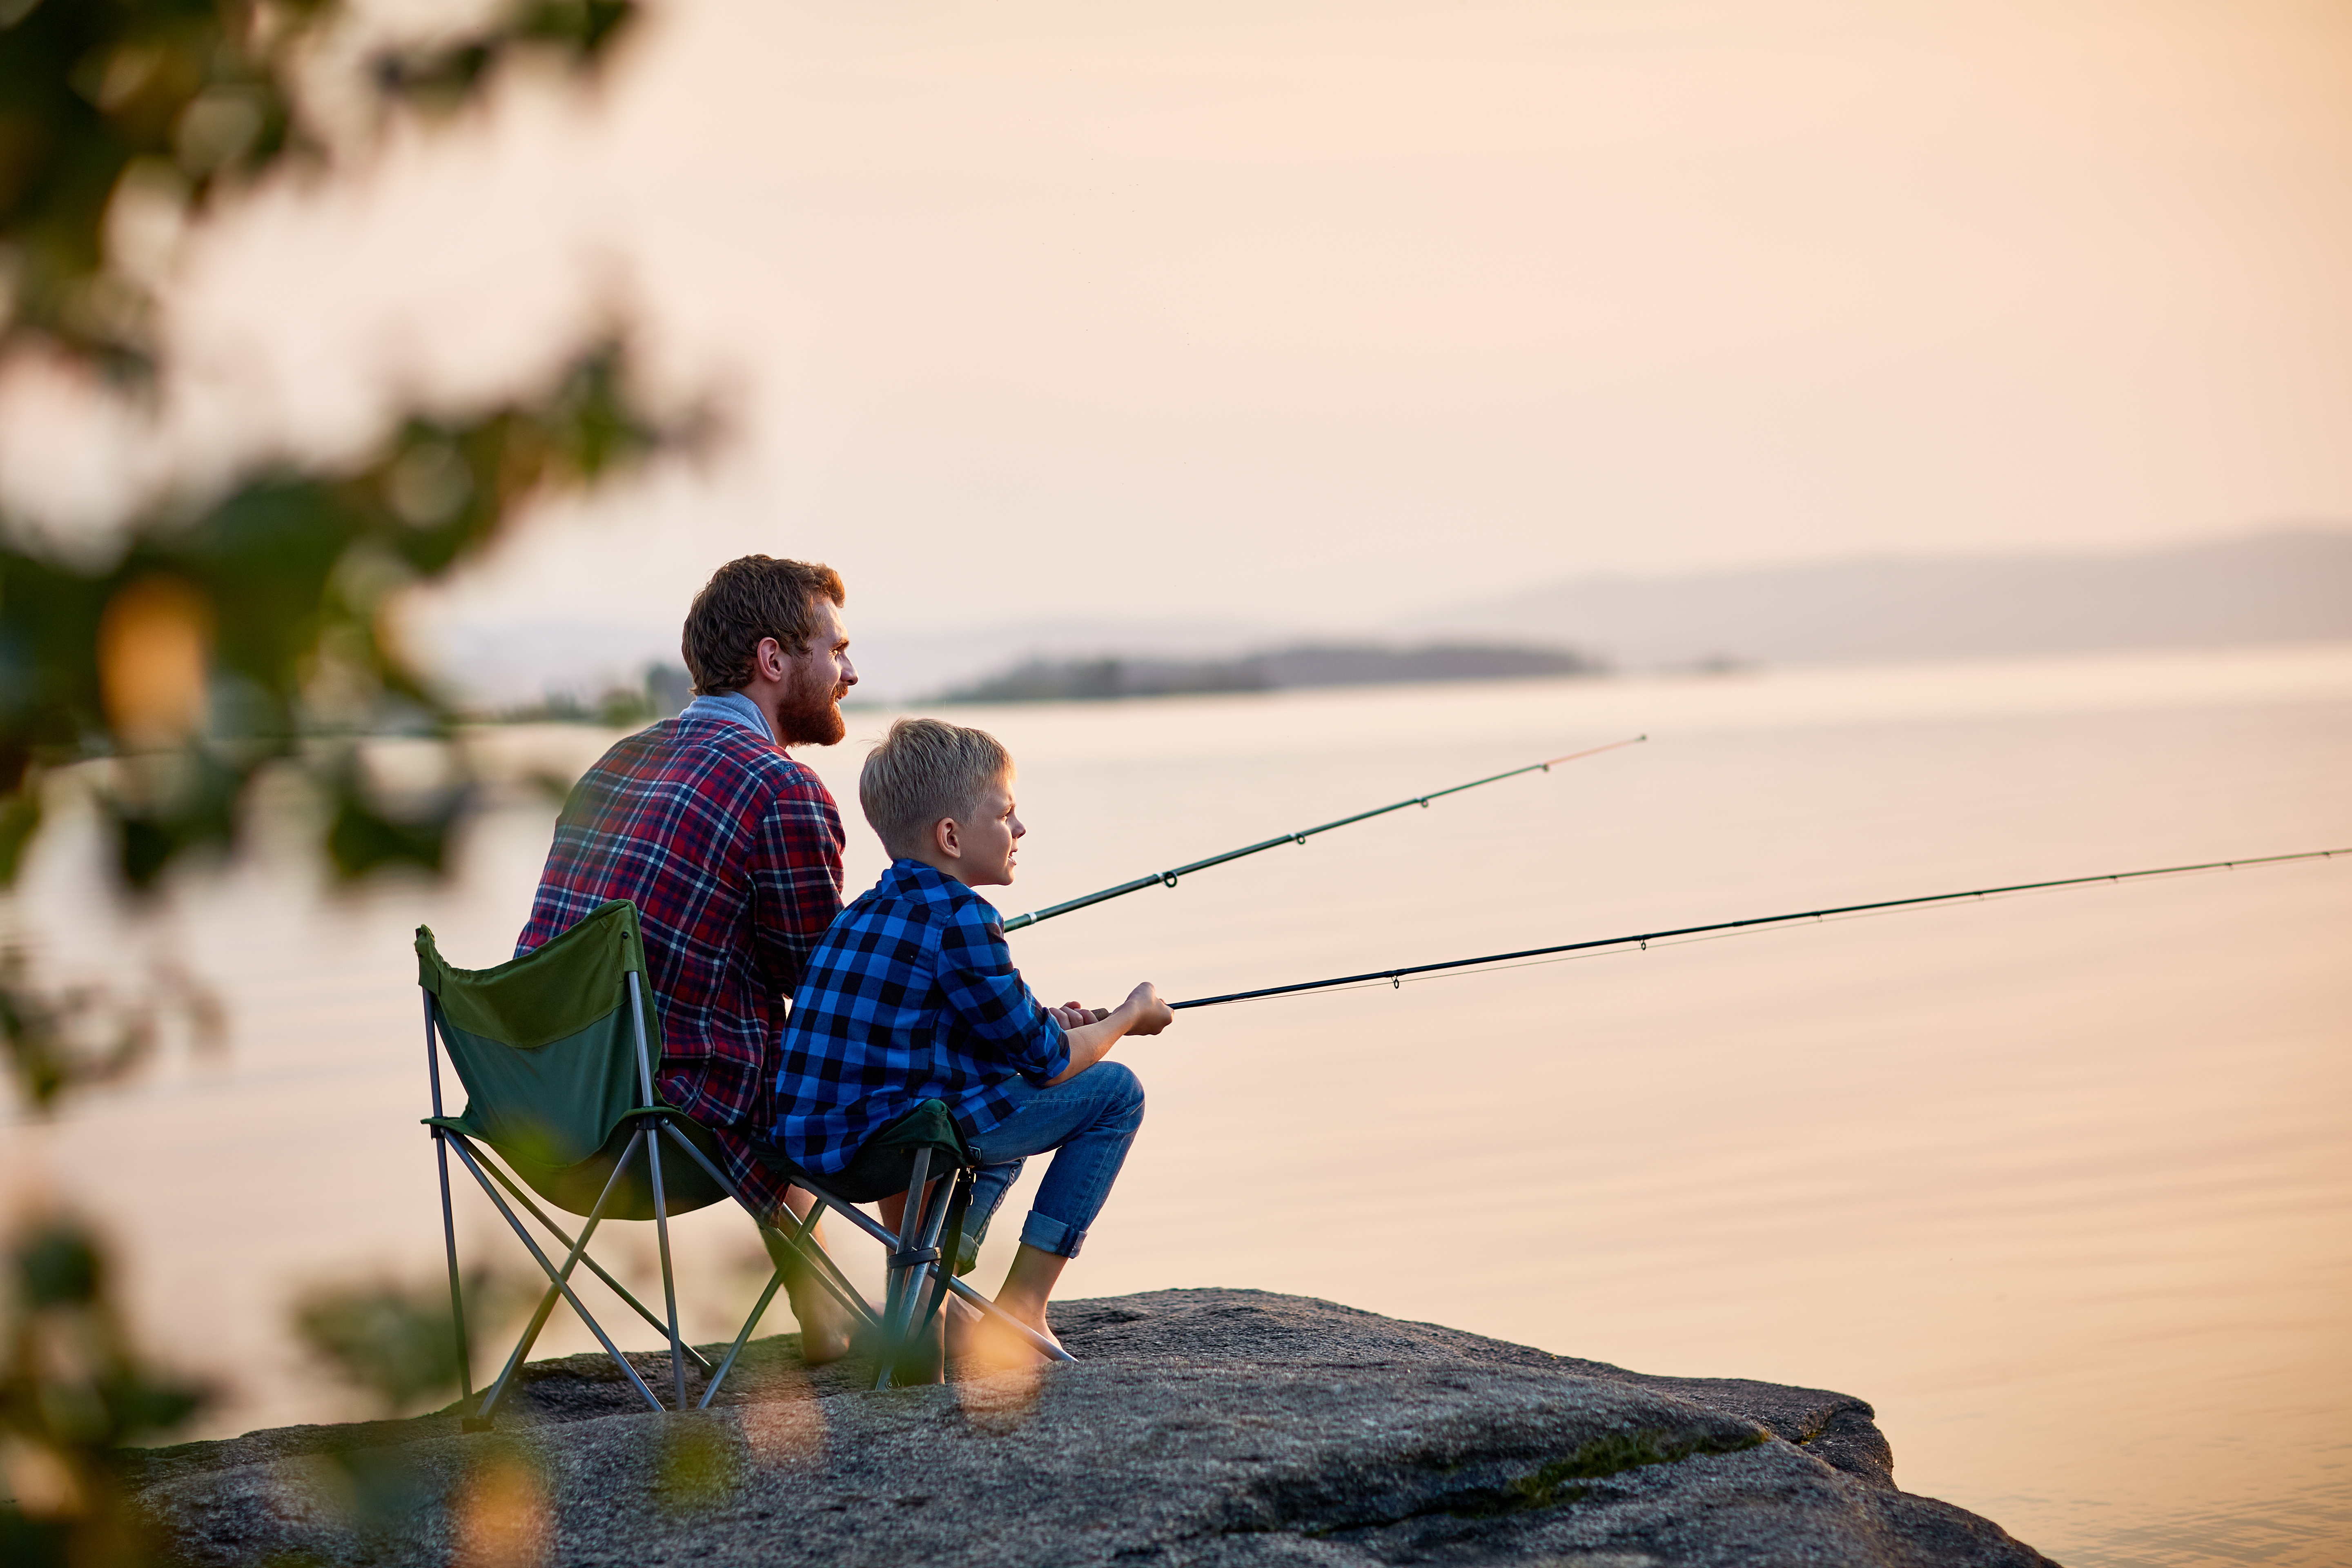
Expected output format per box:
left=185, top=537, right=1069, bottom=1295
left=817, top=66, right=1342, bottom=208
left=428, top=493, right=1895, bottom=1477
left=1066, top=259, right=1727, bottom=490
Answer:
left=9, top=0, right=2351, bottom=643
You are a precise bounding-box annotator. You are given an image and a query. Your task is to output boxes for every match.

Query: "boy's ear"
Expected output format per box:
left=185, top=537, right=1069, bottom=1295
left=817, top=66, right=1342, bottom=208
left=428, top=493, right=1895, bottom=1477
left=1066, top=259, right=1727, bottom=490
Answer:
left=934, top=816, right=961, bottom=859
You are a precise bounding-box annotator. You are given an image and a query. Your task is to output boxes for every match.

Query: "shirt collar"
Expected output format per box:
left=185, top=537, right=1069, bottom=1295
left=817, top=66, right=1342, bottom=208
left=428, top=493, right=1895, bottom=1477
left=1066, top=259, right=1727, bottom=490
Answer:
left=882, top=858, right=996, bottom=911
left=681, top=689, right=775, bottom=742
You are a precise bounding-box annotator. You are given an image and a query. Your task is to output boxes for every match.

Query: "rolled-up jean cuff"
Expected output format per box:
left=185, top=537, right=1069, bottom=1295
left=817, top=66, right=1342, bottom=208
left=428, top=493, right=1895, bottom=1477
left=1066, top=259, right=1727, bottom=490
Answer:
left=1020, top=1212, right=1085, bottom=1258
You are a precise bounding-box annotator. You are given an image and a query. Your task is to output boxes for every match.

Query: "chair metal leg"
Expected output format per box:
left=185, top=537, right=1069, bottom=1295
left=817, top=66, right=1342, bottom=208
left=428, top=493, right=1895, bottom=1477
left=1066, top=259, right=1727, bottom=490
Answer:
left=646, top=1119, right=688, bottom=1411
left=435, top=1132, right=474, bottom=1408
left=696, top=1267, right=790, bottom=1411
left=626, top=977, right=689, bottom=1411
left=441, top=1135, right=666, bottom=1413
left=672, top=1157, right=1025, bottom=1381
left=912, top=1171, right=972, bottom=1341
left=651, top=1121, right=881, bottom=1345
left=468, top=1144, right=714, bottom=1370
left=472, top=1129, right=648, bottom=1424
left=423, top=994, right=471, bottom=1406
left=776, top=1173, right=978, bottom=1356
left=874, top=1150, right=935, bottom=1390
left=755, top=1209, right=875, bottom=1331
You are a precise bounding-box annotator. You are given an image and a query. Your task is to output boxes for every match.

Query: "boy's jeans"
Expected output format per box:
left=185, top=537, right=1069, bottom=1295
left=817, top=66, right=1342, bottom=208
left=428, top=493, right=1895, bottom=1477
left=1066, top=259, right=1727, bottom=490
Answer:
left=960, top=1061, right=1145, bottom=1262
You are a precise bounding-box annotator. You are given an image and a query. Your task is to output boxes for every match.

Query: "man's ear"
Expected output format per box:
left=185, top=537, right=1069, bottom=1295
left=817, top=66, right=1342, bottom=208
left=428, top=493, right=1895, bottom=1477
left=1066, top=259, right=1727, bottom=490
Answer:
left=754, top=636, right=788, bottom=683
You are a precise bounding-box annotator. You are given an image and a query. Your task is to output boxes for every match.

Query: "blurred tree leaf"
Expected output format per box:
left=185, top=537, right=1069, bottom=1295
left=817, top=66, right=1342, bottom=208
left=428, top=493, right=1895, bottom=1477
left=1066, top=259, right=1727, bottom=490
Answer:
left=0, top=1213, right=209, bottom=1568
left=0, top=338, right=685, bottom=893
left=0, top=946, right=221, bottom=1112
left=292, top=1266, right=530, bottom=1417
left=0, top=8, right=688, bottom=1565
left=0, top=0, right=639, bottom=371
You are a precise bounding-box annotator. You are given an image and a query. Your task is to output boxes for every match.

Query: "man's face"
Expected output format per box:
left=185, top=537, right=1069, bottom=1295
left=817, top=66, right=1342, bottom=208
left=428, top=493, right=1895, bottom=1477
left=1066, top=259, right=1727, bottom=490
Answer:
left=947, top=773, right=1025, bottom=886
left=773, top=597, right=857, bottom=746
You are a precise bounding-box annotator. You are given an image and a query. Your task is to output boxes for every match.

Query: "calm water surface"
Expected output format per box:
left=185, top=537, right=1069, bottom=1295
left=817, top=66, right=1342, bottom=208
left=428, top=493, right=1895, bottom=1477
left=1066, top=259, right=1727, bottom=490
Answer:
left=9, top=644, right=2349, bottom=1567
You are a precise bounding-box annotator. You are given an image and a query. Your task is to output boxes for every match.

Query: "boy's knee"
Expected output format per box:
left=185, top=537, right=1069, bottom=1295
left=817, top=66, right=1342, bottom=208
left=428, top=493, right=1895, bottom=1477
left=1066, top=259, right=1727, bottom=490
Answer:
left=1090, top=1059, right=1145, bottom=1121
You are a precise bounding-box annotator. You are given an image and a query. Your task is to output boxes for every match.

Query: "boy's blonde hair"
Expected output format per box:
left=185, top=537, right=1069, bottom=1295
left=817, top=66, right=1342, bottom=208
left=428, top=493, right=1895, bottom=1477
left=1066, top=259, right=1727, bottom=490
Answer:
left=860, top=718, right=1014, bottom=858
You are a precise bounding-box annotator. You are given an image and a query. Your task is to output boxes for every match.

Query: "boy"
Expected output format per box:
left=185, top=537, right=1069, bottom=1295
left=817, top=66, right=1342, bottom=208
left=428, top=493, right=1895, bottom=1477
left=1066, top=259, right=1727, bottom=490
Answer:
left=773, top=717, right=1172, bottom=1372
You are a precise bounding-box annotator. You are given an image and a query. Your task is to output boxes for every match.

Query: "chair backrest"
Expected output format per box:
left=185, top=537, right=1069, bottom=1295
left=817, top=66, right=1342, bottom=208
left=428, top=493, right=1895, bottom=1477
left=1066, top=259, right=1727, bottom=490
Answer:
left=417, top=900, right=725, bottom=1216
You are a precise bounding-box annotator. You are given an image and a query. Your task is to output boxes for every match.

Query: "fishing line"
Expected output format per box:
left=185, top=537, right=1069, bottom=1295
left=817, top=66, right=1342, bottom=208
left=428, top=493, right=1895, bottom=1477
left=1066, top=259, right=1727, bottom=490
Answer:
left=1168, top=847, right=2348, bottom=1011
left=1002, top=733, right=1646, bottom=932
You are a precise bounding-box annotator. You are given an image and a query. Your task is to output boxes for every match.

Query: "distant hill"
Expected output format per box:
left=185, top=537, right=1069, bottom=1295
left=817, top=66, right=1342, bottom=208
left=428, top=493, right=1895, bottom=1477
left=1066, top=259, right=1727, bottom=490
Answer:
left=1414, top=527, right=2352, bottom=668
left=940, top=641, right=1598, bottom=703
left=423, top=528, right=2352, bottom=708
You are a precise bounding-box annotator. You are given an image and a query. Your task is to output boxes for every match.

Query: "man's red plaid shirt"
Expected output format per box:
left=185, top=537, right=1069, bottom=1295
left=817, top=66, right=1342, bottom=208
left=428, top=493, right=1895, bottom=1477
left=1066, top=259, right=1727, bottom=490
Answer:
left=516, top=713, right=844, bottom=1220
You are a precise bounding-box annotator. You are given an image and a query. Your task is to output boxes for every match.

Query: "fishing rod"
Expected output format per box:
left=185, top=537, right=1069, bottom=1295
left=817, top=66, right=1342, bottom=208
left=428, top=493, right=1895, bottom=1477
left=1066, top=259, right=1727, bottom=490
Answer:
left=1168, top=846, right=2348, bottom=1010
left=1002, top=734, right=1647, bottom=933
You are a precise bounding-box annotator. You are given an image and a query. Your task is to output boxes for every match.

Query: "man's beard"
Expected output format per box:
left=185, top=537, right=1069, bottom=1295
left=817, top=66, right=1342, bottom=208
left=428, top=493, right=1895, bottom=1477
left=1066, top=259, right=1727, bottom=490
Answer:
left=774, top=667, right=846, bottom=746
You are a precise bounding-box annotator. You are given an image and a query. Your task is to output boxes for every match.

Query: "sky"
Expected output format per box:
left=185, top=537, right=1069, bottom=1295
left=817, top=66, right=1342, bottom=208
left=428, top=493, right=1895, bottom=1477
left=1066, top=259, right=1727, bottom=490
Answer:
left=5, top=0, right=2350, bottom=665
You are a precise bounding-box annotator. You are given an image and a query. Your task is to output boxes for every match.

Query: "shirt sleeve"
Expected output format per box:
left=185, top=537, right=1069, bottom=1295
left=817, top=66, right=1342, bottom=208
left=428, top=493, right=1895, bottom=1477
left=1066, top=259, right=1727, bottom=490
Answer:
left=937, top=900, right=1071, bottom=1084
left=750, top=766, right=846, bottom=1004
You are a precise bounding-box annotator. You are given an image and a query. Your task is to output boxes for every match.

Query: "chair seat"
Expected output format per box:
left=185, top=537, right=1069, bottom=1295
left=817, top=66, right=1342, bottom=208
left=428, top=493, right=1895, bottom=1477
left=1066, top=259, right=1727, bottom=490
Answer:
left=756, top=1099, right=971, bottom=1205
left=425, top=1105, right=732, bottom=1220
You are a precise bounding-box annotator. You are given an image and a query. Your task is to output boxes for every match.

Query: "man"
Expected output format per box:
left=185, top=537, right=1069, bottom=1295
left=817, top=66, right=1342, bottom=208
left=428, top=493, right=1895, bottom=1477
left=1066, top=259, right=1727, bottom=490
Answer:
left=515, top=554, right=860, bottom=1360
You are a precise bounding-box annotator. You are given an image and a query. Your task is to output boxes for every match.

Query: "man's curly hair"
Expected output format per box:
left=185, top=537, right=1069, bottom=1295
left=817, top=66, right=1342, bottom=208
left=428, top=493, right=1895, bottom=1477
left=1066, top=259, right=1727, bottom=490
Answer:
left=680, top=556, right=846, bottom=695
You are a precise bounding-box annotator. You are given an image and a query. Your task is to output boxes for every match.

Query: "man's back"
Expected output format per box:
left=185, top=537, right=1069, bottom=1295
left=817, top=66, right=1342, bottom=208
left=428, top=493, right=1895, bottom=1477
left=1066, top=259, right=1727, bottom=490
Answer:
left=518, top=711, right=844, bottom=1200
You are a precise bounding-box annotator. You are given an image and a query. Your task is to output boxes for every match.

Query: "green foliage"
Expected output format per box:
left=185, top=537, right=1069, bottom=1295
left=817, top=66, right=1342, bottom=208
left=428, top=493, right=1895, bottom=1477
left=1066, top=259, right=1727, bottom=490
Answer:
left=0, top=341, right=675, bottom=892
left=0, top=6, right=680, bottom=1566
left=369, top=0, right=638, bottom=110
left=0, top=1213, right=209, bottom=1567
left=0, top=946, right=220, bottom=1112
left=651, top=1412, right=740, bottom=1516
left=0, top=0, right=639, bottom=370
left=291, top=1267, right=528, bottom=1416
left=1459, top=1425, right=1770, bottom=1515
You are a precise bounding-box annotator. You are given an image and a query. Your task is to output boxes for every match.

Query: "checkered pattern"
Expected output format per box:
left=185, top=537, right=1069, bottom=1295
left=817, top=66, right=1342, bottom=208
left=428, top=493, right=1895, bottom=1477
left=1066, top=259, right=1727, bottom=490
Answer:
left=774, top=858, right=1071, bottom=1176
left=516, top=713, right=844, bottom=1219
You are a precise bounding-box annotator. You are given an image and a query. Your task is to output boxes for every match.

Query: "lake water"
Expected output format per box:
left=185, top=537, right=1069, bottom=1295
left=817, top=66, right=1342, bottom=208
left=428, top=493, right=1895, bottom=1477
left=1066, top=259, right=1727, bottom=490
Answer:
left=7, top=643, right=2349, bottom=1566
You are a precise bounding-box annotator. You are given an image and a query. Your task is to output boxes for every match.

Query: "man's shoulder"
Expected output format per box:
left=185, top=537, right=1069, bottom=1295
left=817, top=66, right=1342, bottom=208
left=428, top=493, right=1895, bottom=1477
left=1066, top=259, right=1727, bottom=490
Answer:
left=580, top=717, right=834, bottom=806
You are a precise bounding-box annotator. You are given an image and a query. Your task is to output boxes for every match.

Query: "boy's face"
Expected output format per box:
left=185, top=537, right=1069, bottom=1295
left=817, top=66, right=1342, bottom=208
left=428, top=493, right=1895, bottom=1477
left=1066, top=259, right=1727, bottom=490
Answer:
left=933, top=771, right=1025, bottom=886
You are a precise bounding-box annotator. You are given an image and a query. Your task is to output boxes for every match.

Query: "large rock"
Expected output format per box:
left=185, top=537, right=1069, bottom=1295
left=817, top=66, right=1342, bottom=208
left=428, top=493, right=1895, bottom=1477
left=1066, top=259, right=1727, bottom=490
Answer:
left=120, top=1289, right=2056, bottom=1566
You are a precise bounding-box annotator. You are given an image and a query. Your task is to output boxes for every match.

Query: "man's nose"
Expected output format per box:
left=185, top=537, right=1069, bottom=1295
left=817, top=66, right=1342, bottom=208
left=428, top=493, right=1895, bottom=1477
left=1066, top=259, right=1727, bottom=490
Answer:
left=840, top=656, right=859, bottom=687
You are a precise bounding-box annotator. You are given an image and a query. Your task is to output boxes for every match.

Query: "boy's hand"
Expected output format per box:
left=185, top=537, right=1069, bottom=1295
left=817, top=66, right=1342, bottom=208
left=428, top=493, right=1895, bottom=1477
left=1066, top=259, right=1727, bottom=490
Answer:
left=1045, top=984, right=1173, bottom=1085
left=1120, top=982, right=1174, bottom=1036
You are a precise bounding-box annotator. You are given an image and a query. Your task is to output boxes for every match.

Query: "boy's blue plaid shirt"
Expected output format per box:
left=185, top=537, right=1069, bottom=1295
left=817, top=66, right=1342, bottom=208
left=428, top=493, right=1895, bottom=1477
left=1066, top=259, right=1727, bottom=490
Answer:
left=775, top=858, right=1070, bottom=1174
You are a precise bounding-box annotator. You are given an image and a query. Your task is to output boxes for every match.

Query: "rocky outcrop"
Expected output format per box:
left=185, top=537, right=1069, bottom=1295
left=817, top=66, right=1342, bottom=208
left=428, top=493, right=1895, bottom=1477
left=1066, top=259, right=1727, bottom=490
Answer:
left=120, top=1289, right=2055, bottom=1566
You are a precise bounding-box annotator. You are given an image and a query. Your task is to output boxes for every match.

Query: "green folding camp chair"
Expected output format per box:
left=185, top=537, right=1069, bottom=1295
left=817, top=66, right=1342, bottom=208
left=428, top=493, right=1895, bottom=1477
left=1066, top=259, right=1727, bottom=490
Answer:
left=418, top=898, right=1067, bottom=1417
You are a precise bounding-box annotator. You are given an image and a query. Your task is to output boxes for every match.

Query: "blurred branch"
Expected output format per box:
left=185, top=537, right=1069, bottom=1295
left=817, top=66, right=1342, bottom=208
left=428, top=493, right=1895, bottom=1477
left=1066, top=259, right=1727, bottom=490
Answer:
left=0, top=1212, right=209, bottom=1568
left=0, top=948, right=221, bottom=1114
left=0, top=7, right=684, bottom=1562
left=292, top=1265, right=531, bottom=1417
left=0, top=0, right=640, bottom=372
left=0, top=337, right=694, bottom=896
left=368, top=0, right=637, bottom=111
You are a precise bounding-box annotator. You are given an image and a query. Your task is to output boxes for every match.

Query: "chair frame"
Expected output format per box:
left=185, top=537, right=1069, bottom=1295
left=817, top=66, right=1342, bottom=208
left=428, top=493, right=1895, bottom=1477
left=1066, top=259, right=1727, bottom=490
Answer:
left=424, top=970, right=1071, bottom=1423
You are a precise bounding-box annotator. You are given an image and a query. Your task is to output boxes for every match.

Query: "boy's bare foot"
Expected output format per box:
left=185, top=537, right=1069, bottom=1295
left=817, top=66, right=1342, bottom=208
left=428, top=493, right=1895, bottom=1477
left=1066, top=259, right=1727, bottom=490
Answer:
left=948, top=1299, right=1061, bottom=1373
left=949, top=1241, right=1071, bottom=1372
